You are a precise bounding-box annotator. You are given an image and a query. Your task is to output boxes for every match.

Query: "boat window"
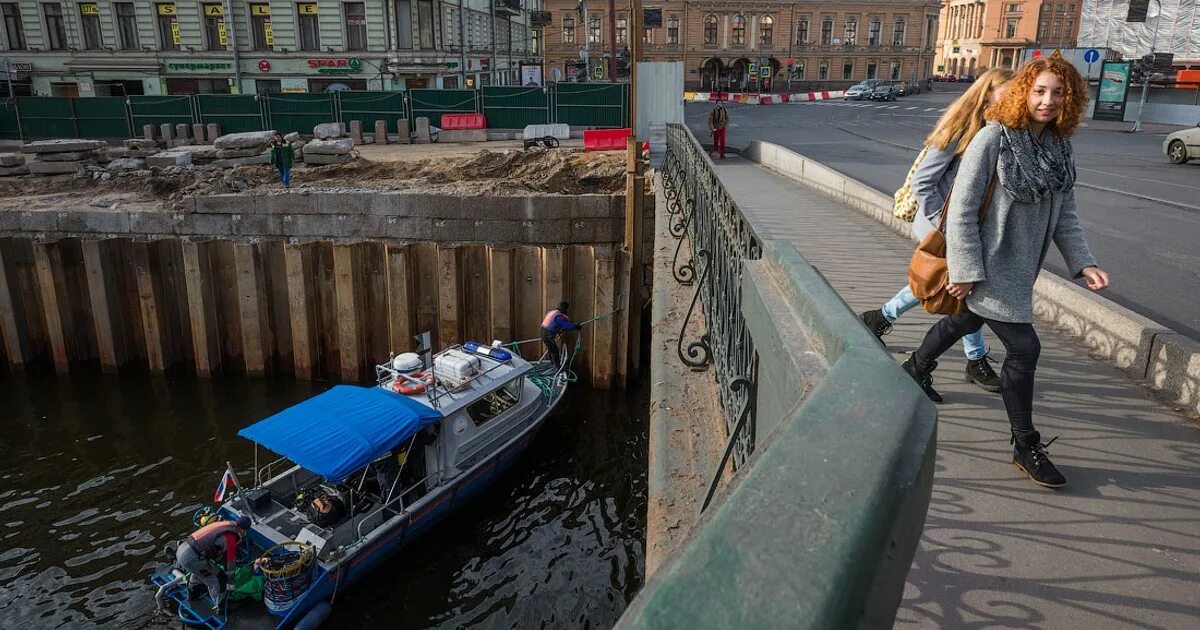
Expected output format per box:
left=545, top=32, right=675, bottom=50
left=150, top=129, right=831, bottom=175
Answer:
left=467, top=376, right=523, bottom=427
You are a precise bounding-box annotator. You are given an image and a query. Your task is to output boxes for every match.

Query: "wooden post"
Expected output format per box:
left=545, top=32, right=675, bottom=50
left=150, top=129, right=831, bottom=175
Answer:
left=624, top=136, right=646, bottom=378
left=234, top=243, right=265, bottom=376
left=386, top=245, right=414, bottom=354
left=437, top=246, right=461, bottom=348
left=333, top=243, right=358, bottom=381
left=32, top=242, right=69, bottom=373
left=612, top=249, right=631, bottom=387
left=180, top=241, right=212, bottom=377
left=0, top=243, right=24, bottom=367
left=592, top=246, right=616, bottom=389
left=130, top=242, right=165, bottom=373
left=513, top=246, right=543, bottom=353
left=489, top=248, right=512, bottom=345
left=284, top=243, right=311, bottom=379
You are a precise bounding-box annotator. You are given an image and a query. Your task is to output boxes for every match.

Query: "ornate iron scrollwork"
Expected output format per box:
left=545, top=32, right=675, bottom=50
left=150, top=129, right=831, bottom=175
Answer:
left=677, top=250, right=712, bottom=369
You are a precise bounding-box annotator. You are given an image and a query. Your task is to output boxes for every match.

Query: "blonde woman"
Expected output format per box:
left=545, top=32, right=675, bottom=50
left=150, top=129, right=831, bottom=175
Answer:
left=860, top=68, right=1015, bottom=400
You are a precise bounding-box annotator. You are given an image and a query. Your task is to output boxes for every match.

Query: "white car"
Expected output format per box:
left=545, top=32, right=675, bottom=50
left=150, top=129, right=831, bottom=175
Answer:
left=845, top=84, right=871, bottom=100
left=1163, top=125, right=1200, bottom=164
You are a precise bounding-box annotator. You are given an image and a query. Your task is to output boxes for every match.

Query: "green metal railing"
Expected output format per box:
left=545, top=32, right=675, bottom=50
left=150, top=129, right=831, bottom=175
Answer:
left=0, top=85, right=632, bottom=142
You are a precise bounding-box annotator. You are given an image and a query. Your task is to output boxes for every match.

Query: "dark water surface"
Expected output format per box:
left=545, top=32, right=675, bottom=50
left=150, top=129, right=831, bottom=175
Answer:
left=0, top=372, right=648, bottom=629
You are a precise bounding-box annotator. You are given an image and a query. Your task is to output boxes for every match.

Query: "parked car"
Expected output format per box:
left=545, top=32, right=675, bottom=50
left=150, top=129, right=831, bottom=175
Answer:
left=894, top=81, right=916, bottom=96
left=868, top=85, right=897, bottom=102
left=958, top=74, right=976, bottom=83
left=1163, top=124, right=1200, bottom=164
left=845, top=84, right=872, bottom=100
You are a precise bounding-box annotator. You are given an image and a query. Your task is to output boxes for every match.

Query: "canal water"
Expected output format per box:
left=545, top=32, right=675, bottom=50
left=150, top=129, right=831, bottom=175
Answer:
left=0, top=371, right=648, bottom=628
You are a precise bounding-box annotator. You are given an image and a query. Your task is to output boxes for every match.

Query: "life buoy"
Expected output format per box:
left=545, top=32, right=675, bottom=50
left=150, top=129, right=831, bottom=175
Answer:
left=392, top=371, right=434, bottom=395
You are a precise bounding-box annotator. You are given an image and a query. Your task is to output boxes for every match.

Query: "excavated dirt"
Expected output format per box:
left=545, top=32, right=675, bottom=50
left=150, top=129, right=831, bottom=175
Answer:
left=0, top=149, right=627, bottom=213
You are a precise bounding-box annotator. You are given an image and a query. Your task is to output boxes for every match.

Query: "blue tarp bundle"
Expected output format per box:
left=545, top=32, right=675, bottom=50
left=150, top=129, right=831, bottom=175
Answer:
left=239, top=385, right=443, bottom=483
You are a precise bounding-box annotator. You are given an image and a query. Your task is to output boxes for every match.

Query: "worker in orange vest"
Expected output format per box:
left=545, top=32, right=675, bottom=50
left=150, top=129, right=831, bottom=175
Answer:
left=174, top=515, right=251, bottom=609
left=540, top=301, right=581, bottom=367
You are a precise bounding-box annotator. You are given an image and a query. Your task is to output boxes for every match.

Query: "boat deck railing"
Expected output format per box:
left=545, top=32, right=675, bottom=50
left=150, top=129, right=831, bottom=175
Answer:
left=353, top=471, right=439, bottom=540
left=375, top=344, right=519, bottom=411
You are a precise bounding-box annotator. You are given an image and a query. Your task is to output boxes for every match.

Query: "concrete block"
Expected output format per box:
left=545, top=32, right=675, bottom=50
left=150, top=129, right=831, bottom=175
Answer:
left=284, top=214, right=338, bottom=237
left=437, top=129, right=488, bottom=143
left=476, top=219, right=523, bottom=243
left=216, top=147, right=267, bottom=158
left=211, top=154, right=272, bottom=168
left=206, top=123, right=221, bottom=140
left=523, top=196, right=574, bottom=219
left=415, top=118, right=431, bottom=144
left=172, top=123, right=190, bottom=143
left=183, top=145, right=219, bottom=160
left=431, top=218, right=476, bottom=241
left=0, top=153, right=25, bottom=167
left=28, top=160, right=85, bottom=175
left=213, top=130, right=274, bottom=150
left=37, top=151, right=94, bottom=162
left=18, top=210, right=58, bottom=231
left=106, top=158, right=146, bottom=173
left=360, top=135, right=375, bottom=145
left=406, top=194, right=462, bottom=218
left=143, top=124, right=156, bottom=141
left=368, top=193, right=408, bottom=216
left=160, top=123, right=174, bottom=143
left=0, top=210, right=19, bottom=230
left=523, top=123, right=570, bottom=140
left=396, top=119, right=411, bottom=144
left=21, top=139, right=105, bottom=154
left=303, top=138, right=353, bottom=155
left=313, top=122, right=344, bottom=139
left=316, top=191, right=372, bottom=214
left=303, top=153, right=351, bottom=166
left=384, top=216, right=434, bottom=240
left=349, top=120, right=364, bottom=144
left=194, top=194, right=260, bottom=214
left=174, top=213, right=233, bottom=236
left=146, top=151, right=193, bottom=168
left=0, top=165, right=30, bottom=177
left=284, top=132, right=301, bottom=143
left=128, top=211, right=178, bottom=234
left=230, top=212, right=276, bottom=236
left=263, top=193, right=317, bottom=215
left=373, top=120, right=388, bottom=145
left=57, top=210, right=130, bottom=234
left=191, top=123, right=206, bottom=144
left=1146, top=335, right=1200, bottom=417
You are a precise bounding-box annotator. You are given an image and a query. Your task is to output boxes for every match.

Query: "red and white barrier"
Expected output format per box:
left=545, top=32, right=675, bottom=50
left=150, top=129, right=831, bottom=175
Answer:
left=684, top=90, right=845, bottom=104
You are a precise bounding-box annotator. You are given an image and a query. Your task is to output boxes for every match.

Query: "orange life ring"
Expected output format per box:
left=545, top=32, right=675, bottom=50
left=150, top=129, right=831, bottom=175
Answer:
left=392, top=371, right=434, bottom=395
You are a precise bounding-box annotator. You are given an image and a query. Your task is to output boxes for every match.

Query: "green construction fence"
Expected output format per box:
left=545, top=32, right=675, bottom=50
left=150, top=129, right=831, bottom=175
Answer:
left=0, top=85, right=631, bottom=142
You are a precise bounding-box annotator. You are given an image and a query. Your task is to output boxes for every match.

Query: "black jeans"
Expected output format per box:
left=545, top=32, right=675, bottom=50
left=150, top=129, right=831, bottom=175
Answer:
left=913, top=309, right=1041, bottom=436
left=540, top=329, right=561, bottom=367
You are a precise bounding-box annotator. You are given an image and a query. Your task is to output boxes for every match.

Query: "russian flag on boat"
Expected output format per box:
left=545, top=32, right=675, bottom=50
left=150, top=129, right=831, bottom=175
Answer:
left=214, top=465, right=239, bottom=502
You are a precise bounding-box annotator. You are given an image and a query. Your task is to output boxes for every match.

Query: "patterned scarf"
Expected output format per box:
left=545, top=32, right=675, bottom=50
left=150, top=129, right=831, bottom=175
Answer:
left=996, top=123, right=1076, bottom=203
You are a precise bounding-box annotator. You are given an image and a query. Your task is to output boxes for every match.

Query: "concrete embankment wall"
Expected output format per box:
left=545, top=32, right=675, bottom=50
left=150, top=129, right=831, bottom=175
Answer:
left=744, top=140, right=1200, bottom=418
left=0, top=191, right=650, bottom=388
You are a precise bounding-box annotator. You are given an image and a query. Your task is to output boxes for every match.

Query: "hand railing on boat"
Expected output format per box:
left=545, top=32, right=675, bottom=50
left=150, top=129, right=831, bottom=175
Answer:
left=353, top=471, right=439, bottom=540
left=256, top=456, right=290, bottom=487
left=376, top=344, right=520, bottom=411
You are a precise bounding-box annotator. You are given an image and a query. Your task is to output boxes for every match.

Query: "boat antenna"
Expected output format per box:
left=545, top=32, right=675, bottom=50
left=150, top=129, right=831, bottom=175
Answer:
left=414, top=331, right=433, bottom=370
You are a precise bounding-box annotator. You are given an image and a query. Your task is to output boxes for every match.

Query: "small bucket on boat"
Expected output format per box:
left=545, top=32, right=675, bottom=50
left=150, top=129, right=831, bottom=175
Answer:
left=256, top=541, right=316, bottom=616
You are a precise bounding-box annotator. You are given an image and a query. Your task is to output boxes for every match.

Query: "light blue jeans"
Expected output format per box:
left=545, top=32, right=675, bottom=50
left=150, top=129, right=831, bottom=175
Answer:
left=882, top=286, right=987, bottom=360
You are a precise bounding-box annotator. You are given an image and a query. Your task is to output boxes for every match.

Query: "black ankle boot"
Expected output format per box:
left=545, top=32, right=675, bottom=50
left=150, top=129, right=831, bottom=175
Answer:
left=965, top=356, right=1002, bottom=393
left=859, top=309, right=893, bottom=342
left=1012, top=431, right=1066, bottom=488
left=902, top=355, right=943, bottom=403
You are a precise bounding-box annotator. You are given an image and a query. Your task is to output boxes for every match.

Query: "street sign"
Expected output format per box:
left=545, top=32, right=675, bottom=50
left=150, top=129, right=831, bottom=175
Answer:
left=592, top=65, right=604, bottom=80
left=761, top=65, right=771, bottom=78
left=1094, top=60, right=1132, bottom=121
left=1083, top=49, right=1100, bottom=63
left=748, top=63, right=758, bottom=74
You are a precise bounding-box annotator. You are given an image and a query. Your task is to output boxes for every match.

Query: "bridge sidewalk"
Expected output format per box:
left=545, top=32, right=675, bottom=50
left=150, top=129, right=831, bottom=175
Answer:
left=712, top=157, right=1200, bottom=629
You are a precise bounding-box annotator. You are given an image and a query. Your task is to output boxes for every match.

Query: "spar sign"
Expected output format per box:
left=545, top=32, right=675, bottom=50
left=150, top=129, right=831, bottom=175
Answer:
left=307, top=58, right=364, bottom=74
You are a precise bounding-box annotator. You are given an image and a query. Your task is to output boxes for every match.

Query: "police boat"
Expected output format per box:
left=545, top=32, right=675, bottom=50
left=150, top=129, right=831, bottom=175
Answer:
left=152, top=339, right=573, bottom=629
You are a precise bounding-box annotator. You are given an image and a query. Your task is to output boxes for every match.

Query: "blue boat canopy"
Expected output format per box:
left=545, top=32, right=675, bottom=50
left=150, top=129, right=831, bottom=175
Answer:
left=238, top=385, right=443, bottom=484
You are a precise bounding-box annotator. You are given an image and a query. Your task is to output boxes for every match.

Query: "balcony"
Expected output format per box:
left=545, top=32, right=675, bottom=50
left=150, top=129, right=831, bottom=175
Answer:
left=495, top=0, right=521, bottom=17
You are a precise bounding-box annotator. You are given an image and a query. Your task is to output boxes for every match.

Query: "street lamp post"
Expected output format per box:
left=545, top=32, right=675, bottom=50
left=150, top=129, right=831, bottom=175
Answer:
left=1131, top=0, right=1161, bottom=133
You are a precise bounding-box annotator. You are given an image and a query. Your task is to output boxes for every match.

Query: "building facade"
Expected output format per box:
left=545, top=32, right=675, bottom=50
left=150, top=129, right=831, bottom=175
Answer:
left=934, top=0, right=1081, bottom=77
left=0, top=0, right=538, bottom=96
left=542, top=1, right=942, bottom=91
left=1078, top=0, right=1200, bottom=65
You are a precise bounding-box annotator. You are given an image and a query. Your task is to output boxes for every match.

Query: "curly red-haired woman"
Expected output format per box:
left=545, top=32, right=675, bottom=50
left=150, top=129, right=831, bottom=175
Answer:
left=901, top=56, right=1110, bottom=489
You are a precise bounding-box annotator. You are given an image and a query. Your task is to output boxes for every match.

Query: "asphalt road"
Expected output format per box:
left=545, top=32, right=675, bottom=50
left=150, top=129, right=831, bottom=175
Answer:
left=686, top=88, right=1200, bottom=341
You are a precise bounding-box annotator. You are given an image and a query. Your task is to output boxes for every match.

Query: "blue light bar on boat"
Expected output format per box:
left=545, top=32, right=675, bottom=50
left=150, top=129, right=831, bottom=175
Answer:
left=238, top=385, right=443, bottom=484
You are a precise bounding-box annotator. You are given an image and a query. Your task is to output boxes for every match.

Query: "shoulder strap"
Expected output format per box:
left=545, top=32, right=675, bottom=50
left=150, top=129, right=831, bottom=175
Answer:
left=937, top=172, right=998, bottom=232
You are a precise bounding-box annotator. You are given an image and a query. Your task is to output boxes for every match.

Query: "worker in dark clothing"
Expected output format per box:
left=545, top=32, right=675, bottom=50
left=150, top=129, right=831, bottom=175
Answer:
left=269, top=133, right=294, bottom=188
left=540, top=300, right=581, bottom=368
left=174, top=515, right=251, bottom=610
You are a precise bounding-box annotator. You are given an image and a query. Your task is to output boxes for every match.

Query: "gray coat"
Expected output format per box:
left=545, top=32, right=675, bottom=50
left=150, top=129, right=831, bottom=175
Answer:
left=910, top=144, right=959, bottom=241
left=946, top=123, right=1097, bottom=323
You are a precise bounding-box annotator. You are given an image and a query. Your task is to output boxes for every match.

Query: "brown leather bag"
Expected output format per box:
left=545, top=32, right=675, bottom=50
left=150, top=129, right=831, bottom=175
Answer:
left=908, top=175, right=997, bottom=315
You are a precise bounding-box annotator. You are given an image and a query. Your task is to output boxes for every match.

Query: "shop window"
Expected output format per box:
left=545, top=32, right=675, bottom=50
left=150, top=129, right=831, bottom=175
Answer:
left=250, top=4, right=272, bottom=50
left=42, top=3, right=66, bottom=50
left=202, top=3, right=226, bottom=51
left=345, top=2, right=367, bottom=51
left=79, top=3, right=102, bottom=49
left=3, top=3, right=26, bottom=50
left=255, top=79, right=282, bottom=93
left=299, top=3, right=320, bottom=51
left=156, top=3, right=178, bottom=51
left=115, top=3, right=138, bottom=50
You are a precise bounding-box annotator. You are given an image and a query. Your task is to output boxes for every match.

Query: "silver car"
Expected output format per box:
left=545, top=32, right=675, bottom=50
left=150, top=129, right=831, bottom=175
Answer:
left=1163, top=125, right=1200, bottom=164
left=845, top=84, right=871, bottom=100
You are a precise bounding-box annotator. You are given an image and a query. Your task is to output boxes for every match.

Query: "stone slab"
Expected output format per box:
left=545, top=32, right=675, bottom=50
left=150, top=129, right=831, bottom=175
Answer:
left=217, top=147, right=267, bottom=158
left=303, top=152, right=352, bottom=166
left=415, top=118, right=431, bottom=144
left=437, top=129, right=488, bottom=143
left=206, top=124, right=221, bottom=140
left=373, top=120, right=388, bottom=144
left=106, top=158, right=146, bottom=173
left=303, top=138, right=353, bottom=155
left=146, top=151, right=193, bottom=168
left=0, top=153, right=25, bottom=167
left=1146, top=334, right=1200, bottom=417
left=57, top=210, right=130, bottom=234
left=192, top=123, right=207, bottom=144
left=523, top=123, right=571, bottom=140
left=313, top=122, right=344, bottom=140
left=21, top=139, right=105, bottom=154
left=349, top=120, right=364, bottom=144
left=396, top=119, right=411, bottom=144
left=0, top=165, right=30, bottom=177
left=211, top=154, right=272, bottom=168
left=37, top=151, right=94, bottom=162
left=28, top=160, right=85, bottom=175
left=213, top=130, right=275, bottom=150
left=284, top=132, right=301, bottom=143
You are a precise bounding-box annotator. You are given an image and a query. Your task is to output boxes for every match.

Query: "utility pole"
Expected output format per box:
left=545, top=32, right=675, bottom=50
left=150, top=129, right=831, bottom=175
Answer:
left=608, top=0, right=616, bottom=80
left=224, top=0, right=242, bottom=93
left=1131, top=0, right=1161, bottom=132
left=630, top=0, right=640, bottom=134
left=458, top=0, right=467, bottom=86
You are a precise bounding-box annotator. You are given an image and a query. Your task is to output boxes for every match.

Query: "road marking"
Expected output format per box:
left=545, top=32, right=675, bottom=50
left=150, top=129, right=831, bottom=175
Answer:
left=924, top=108, right=936, bottom=111
left=906, top=107, right=918, bottom=110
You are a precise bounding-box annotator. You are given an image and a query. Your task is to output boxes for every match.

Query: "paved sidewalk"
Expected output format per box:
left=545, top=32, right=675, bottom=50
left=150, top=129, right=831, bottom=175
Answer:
left=712, top=157, right=1200, bottom=629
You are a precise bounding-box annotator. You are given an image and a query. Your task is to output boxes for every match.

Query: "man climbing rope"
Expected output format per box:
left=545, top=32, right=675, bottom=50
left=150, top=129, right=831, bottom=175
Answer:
left=540, top=300, right=581, bottom=367
left=174, top=515, right=251, bottom=610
